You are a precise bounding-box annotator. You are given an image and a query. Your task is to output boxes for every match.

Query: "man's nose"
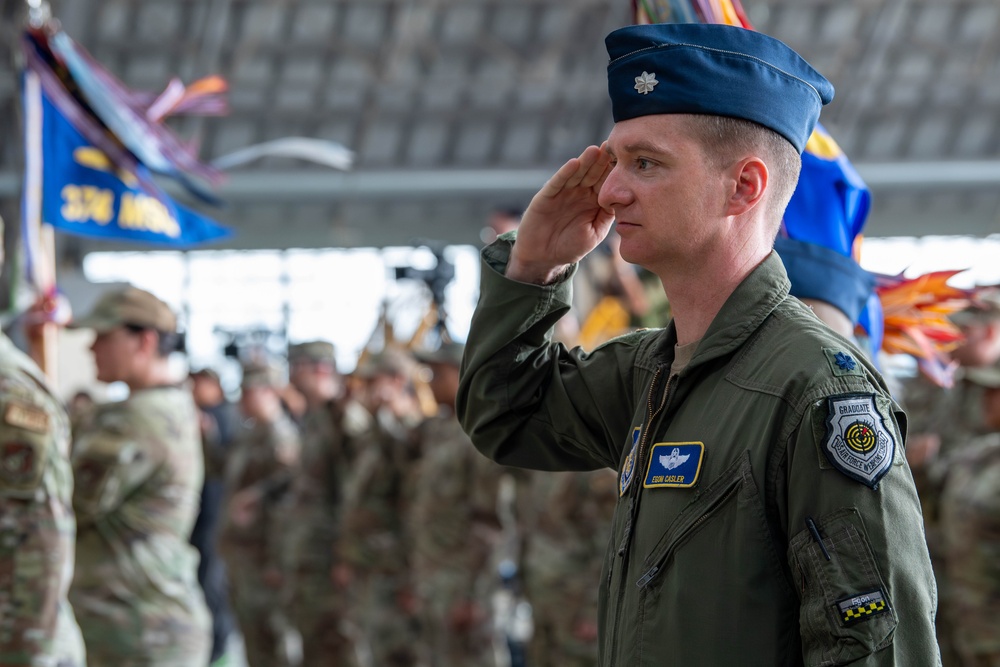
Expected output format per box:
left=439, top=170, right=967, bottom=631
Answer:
left=597, top=164, right=627, bottom=211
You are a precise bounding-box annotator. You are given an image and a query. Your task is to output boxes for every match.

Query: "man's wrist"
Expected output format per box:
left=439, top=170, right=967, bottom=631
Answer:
left=506, top=253, right=571, bottom=286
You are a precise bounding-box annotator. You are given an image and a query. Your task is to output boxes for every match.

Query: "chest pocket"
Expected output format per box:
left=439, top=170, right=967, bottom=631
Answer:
left=636, top=451, right=768, bottom=589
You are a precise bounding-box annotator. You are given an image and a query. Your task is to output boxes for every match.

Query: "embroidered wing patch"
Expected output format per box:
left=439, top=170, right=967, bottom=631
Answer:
left=823, top=394, right=895, bottom=489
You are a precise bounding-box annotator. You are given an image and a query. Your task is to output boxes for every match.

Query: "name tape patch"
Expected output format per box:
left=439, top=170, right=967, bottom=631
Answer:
left=836, top=589, right=890, bottom=626
left=643, top=442, right=704, bottom=489
left=3, top=402, right=50, bottom=434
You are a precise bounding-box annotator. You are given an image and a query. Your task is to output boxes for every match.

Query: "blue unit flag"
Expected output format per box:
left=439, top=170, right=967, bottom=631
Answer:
left=35, top=87, right=230, bottom=247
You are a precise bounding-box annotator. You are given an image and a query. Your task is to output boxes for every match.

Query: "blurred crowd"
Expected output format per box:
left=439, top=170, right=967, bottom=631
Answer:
left=51, top=283, right=618, bottom=667
left=4, top=227, right=1000, bottom=666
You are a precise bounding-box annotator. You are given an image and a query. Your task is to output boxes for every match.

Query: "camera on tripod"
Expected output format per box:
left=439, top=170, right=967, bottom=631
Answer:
left=393, top=243, right=455, bottom=306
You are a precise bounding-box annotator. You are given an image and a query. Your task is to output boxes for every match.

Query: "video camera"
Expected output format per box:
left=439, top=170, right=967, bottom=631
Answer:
left=393, top=243, right=455, bottom=306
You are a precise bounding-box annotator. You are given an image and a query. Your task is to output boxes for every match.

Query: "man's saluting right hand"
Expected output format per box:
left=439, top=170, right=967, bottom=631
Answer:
left=506, top=144, right=614, bottom=285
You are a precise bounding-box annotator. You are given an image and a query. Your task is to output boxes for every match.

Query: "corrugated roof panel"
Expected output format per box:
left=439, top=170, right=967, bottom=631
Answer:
left=499, top=120, right=542, bottom=164
left=818, top=5, right=863, bottom=43
left=907, top=115, right=952, bottom=158
left=211, top=121, right=258, bottom=157
left=291, top=3, right=338, bottom=42
left=344, top=4, right=390, bottom=46
left=136, top=1, right=181, bottom=43
left=407, top=119, right=449, bottom=165
left=282, top=58, right=324, bottom=86
left=492, top=5, right=535, bottom=46
left=232, top=55, right=275, bottom=86
left=441, top=5, right=486, bottom=44
left=125, top=56, right=170, bottom=88
left=361, top=118, right=404, bottom=165
left=914, top=4, right=955, bottom=44
left=957, top=4, right=1000, bottom=43
left=242, top=4, right=287, bottom=43
left=953, top=114, right=995, bottom=157
left=454, top=121, right=496, bottom=164
left=95, top=0, right=131, bottom=41
left=861, top=118, right=908, bottom=159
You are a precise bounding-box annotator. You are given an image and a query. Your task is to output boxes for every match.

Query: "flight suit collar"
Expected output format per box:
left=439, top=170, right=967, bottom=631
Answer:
left=658, top=251, right=791, bottom=371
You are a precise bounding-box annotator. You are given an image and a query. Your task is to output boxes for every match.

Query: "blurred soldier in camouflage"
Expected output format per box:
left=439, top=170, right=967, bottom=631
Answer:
left=284, top=341, right=369, bottom=667
left=68, top=286, right=210, bottom=665
left=0, top=214, right=86, bottom=666
left=189, top=368, right=239, bottom=666
left=902, top=291, right=1000, bottom=661
left=339, top=349, right=423, bottom=667
left=939, top=365, right=1000, bottom=666
left=409, top=343, right=503, bottom=667
left=522, top=469, right=617, bottom=667
left=219, top=362, right=301, bottom=667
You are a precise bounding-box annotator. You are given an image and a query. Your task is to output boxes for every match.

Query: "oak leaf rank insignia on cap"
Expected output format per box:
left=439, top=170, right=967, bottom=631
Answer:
left=634, top=71, right=658, bottom=95
left=822, top=393, right=895, bottom=489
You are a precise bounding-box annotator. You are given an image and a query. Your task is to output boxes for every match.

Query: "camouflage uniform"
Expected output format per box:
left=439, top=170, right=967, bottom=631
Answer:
left=0, top=332, right=86, bottom=666
left=338, top=407, right=422, bottom=667
left=409, top=412, right=504, bottom=667
left=940, top=434, right=1000, bottom=666
left=284, top=397, right=370, bottom=667
left=219, top=406, right=300, bottom=667
left=70, top=386, right=210, bottom=665
left=522, top=470, right=617, bottom=667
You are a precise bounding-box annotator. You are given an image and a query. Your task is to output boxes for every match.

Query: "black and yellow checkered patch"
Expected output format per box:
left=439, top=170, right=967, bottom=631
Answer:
left=835, top=590, right=890, bottom=626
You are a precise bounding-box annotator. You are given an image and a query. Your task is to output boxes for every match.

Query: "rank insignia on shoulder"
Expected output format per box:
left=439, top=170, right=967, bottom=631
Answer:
left=823, top=394, right=895, bottom=489
left=836, top=589, right=890, bottom=626
left=643, top=442, right=704, bottom=489
left=620, top=426, right=641, bottom=497
left=823, top=348, right=863, bottom=377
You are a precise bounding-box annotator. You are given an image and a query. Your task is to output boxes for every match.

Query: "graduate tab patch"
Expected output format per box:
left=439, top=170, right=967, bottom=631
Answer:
left=643, top=442, right=704, bottom=488
left=836, top=590, right=890, bottom=626
left=620, top=426, right=641, bottom=497
left=823, top=394, right=895, bottom=489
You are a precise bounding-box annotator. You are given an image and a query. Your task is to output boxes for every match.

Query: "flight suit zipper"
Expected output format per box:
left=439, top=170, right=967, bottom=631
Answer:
left=608, top=365, right=674, bottom=666
left=636, top=479, right=741, bottom=588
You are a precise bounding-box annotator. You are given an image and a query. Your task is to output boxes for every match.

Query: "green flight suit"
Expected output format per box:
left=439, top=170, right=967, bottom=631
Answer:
left=458, top=238, right=940, bottom=666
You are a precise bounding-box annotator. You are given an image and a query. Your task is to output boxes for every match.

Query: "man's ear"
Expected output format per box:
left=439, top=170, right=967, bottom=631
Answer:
left=725, top=157, right=767, bottom=217
left=138, top=328, right=161, bottom=357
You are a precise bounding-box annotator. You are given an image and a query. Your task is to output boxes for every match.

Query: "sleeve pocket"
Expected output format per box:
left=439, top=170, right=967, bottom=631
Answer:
left=789, top=507, right=897, bottom=666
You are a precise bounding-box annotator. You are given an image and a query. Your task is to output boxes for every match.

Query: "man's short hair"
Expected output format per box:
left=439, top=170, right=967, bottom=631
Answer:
left=684, top=114, right=801, bottom=233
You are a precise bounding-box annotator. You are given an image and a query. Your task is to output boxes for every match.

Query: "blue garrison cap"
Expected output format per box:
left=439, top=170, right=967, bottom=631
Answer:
left=606, top=23, right=834, bottom=153
left=774, top=237, right=875, bottom=325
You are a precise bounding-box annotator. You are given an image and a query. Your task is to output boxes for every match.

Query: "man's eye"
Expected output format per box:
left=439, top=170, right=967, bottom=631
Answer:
left=637, top=158, right=652, bottom=169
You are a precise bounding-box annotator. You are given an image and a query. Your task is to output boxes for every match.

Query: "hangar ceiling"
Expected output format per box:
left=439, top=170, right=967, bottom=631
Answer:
left=1, top=0, right=999, bottom=253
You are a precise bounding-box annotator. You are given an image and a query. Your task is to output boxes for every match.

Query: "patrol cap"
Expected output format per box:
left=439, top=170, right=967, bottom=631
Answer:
left=951, top=289, right=1000, bottom=326
left=288, top=340, right=336, bottom=365
left=605, top=23, right=834, bottom=153
left=190, top=367, right=221, bottom=384
left=240, top=362, right=282, bottom=390
left=355, top=348, right=414, bottom=379
left=963, top=365, right=1000, bottom=389
left=69, top=286, right=177, bottom=333
left=413, top=342, right=466, bottom=367
left=773, top=237, right=875, bottom=325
